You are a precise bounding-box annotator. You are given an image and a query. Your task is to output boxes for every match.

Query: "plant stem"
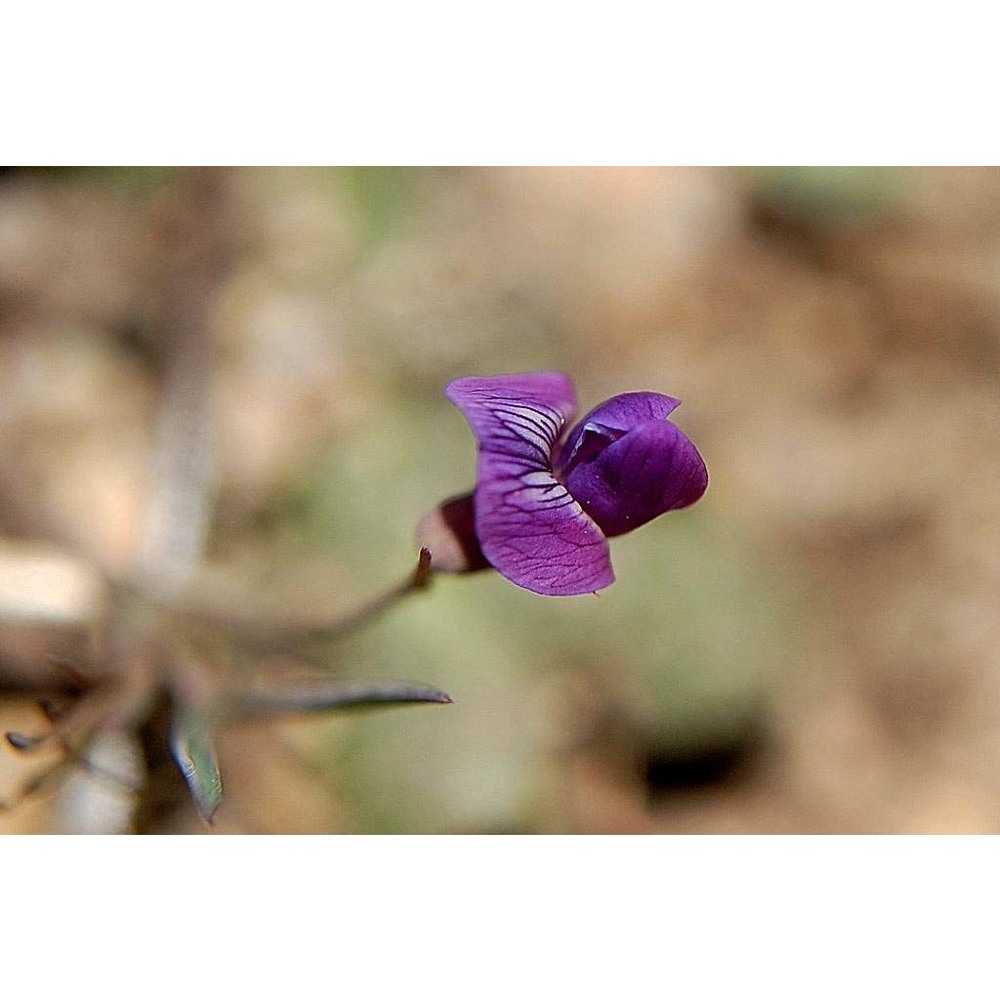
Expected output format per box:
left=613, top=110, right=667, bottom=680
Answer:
left=195, top=547, right=435, bottom=656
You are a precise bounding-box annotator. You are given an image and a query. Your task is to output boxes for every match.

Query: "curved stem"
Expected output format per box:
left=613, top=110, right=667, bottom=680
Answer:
left=194, top=547, right=435, bottom=656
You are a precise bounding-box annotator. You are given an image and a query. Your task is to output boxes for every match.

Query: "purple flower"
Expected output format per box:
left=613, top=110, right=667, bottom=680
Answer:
left=430, top=372, right=708, bottom=597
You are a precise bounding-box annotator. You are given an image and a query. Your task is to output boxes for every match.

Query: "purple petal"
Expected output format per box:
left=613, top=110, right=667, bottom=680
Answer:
left=446, top=373, right=578, bottom=462
left=562, top=418, right=708, bottom=537
left=446, top=373, right=614, bottom=596
left=555, top=391, right=681, bottom=473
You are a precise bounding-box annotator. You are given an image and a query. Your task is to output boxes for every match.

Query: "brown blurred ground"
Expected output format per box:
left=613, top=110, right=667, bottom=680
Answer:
left=1, top=166, right=999, bottom=833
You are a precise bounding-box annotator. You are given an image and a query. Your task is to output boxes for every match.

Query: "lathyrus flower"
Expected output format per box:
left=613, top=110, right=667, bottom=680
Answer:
left=419, top=372, right=708, bottom=596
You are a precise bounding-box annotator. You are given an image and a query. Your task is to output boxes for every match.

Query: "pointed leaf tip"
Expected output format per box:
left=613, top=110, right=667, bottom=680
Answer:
left=237, top=680, right=454, bottom=718
left=5, top=731, right=43, bottom=752
left=169, top=707, right=223, bottom=823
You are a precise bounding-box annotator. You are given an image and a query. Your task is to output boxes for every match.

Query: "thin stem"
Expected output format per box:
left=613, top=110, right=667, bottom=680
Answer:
left=192, top=547, right=435, bottom=656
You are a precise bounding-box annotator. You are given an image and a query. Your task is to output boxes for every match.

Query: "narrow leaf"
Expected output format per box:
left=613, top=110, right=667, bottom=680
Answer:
left=169, top=707, right=223, bottom=823
left=5, top=731, right=45, bottom=751
left=236, top=681, right=454, bottom=720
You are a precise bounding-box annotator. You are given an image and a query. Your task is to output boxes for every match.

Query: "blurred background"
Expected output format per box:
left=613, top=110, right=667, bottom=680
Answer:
left=1, top=165, right=998, bottom=833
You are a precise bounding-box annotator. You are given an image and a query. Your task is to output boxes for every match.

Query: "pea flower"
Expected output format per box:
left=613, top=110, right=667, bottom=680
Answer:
left=420, top=372, right=708, bottom=596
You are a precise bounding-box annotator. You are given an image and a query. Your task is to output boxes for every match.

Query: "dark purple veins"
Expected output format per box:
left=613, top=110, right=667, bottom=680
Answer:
left=444, top=372, right=708, bottom=596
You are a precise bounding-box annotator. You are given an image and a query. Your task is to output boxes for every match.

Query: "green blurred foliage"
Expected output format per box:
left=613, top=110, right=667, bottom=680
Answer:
left=746, top=165, right=901, bottom=219
left=339, top=166, right=422, bottom=246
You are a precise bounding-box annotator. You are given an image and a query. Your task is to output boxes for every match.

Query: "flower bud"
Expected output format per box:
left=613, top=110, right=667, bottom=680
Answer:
left=415, top=493, right=491, bottom=574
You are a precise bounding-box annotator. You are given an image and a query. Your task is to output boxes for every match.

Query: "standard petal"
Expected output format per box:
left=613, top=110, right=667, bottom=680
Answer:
left=556, top=391, right=681, bottom=474
left=446, top=373, right=578, bottom=466
left=562, top=419, right=708, bottom=537
left=446, top=373, right=614, bottom=595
